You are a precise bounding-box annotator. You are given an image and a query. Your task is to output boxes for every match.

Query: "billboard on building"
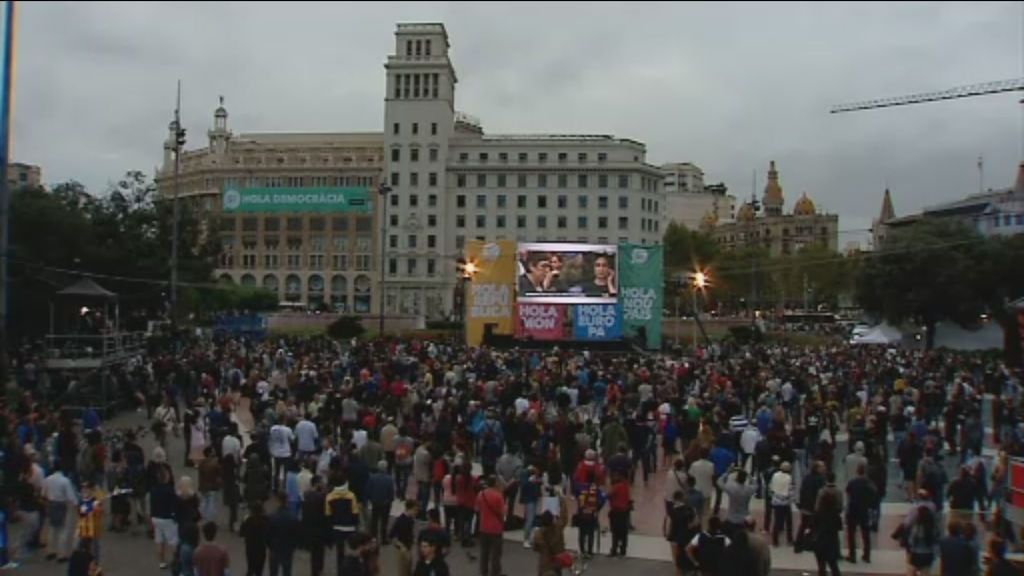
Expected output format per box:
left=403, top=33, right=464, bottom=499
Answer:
left=572, top=303, right=622, bottom=341
left=221, top=187, right=372, bottom=214
left=515, top=303, right=571, bottom=340
left=618, top=244, right=664, bottom=349
left=515, top=242, right=618, bottom=304
left=465, top=239, right=517, bottom=346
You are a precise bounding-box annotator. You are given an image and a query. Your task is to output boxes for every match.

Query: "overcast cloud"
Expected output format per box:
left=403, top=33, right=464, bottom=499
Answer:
left=13, top=1, right=1024, bottom=244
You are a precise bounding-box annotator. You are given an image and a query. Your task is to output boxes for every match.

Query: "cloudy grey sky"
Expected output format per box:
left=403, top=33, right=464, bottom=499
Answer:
left=13, top=1, right=1024, bottom=243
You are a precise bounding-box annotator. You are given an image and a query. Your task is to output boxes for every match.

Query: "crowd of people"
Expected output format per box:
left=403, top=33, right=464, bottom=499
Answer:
left=0, top=334, right=1022, bottom=576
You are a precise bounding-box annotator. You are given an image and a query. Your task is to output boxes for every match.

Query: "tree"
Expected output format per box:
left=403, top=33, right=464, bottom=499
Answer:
left=855, top=220, right=991, bottom=349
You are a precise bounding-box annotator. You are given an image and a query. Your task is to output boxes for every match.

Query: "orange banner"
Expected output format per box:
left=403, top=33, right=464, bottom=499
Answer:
left=465, top=239, right=516, bottom=346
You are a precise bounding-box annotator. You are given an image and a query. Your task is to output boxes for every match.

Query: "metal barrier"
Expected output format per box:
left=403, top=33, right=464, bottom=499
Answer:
left=43, top=332, right=147, bottom=363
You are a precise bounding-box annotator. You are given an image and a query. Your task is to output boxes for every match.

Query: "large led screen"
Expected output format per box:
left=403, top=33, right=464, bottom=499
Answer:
left=516, top=243, right=618, bottom=304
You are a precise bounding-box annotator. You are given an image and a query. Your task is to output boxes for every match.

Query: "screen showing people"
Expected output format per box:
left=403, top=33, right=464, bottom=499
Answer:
left=516, top=243, right=618, bottom=303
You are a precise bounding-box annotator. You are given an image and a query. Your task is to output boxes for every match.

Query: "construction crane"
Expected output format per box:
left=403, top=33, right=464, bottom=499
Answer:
left=830, top=78, right=1024, bottom=113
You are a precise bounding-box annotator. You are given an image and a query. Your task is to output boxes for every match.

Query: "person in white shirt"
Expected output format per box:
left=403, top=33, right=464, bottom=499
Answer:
left=42, top=467, right=77, bottom=560
left=351, top=427, right=368, bottom=451
left=221, top=426, right=242, bottom=462
left=688, top=450, right=715, bottom=527
left=740, top=424, right=760, bottom=470
left=769, top=461, right=795, bottom=546
left=514, top=396, right=530, bottom=416
left=317, top=437, right=337, bottom=478
left=295, top=417, right=319, bottom=457
left=268, top=422, right=295, bottom=492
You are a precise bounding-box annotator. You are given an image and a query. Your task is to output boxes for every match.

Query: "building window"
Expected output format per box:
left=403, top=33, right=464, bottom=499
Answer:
left=427, top=258, right=436, bottom=276
left=598, top=216, right=608, bottom=229
left=455, top=235, right=465, bottom=249
left=390, top=194, right=398, bottom=207
left=536, top=174, right=547, bottom=188
left=410, top=173, right=419, bottom=187
left=499, top=152, right=508, bottom=163
left=517, top=174, right=527, bottom=188
left=557, top=195, right=567, bottom=209
left=407, top=235, right=417, bottom=248
left=539, top=152, right=548, bottom=164
left=497, top=174, right=507, bottom=187
left=516, top=215, right=526, bottom=228
left=619, top=216, right=628, bottom=230
left=389, top=215, right=398, bottom=227
left=578, top=196, right=588, bottom=209
left=428, top=172, right=438, bottom=187
left=390, top=172, right=399, bottom=186
left=427, top=234, right=436, bottom=248
left=456, top=215, right=466, bottom=228
left=598, top=174, right=608, bottom=188
left=557, top=216, right=567, bottom=229
left=391, top=148, right=400, bottom=162
left=478, top=152, right=489, bottom=163
left=598, top=196, right=608, bottom=209
left=429, top=148, right=439, bottom=162
left=517, top=195, right=527, bottom=209
left=430, top=122, right=438, bottom=136
left=393, top=122, right=400, bottom=135
left=476, top=215, right=486, bottom=228
left=537, top=215, right=547, bottom=228
left=459, top=152, right=468, bottom=163
left=388, top=259, right=397, bottom=275
left=286, top=217, right=303, bottom=232
left=619, top=196, right=628, bottom=209
left=618, top=174, right=629, bottom=188
left=412, top=122, right=419, bottom=135
left=427, top=193, right=437, bottom=207
left=409, top=194, right=419, bottom=207
left=410, top=148, right=420, bottom=162
left=476, top=194, right=486, bottom=209
left=427, top=215, right=437, bottom=227
left=497, top=215, right=507, bottom=228
left=497, top=194, right=507, bottom=208
left=389, top=235, right=398, bottom=249
left=538, top=195, right=548, bottom=209
left=456, top=194, right=466, bottom=208
left=578, top=153, right=588, bottom=163
left=578, top=216, right=588, bottom=229
left=578, top=174, right=588, bottom=188
left=477, top=174, right=487, bottom=187
left=558, top=152, right=568, bottom=164
left=598, top=152, right=607, bottom=163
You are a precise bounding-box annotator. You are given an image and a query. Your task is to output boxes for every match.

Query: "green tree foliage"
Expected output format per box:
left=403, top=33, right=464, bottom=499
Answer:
left=855, top=219, right=1021, bottom=349
left=327, top=316, right=366, bottom=340
left=8, top=172, right=218, bottom=341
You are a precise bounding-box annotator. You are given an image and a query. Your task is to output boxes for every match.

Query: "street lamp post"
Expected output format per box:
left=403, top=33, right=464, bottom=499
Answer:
left=378, top=184, right=393, bottom=336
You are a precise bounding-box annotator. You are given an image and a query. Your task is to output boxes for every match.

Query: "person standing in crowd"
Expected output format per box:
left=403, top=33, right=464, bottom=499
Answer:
left=719, top=466, right=756, bottom=535
left=938, top=519, right=977, bottom=576
left=813, top=472, right=844, bottom=576
left=845, top=463, right=876, bottom=563
left=148, top=464, right=177, bottom=570
left=365, top=461, right=395, bottom=545
left=685, top=516, right=731, bottom=576
left=388, top=499, right=418, bottom=576
left=413, top=536, right=450, bottom=576
left=476, top=475, right=506, bottom=576
left=239, top=501, right=269, bottom=576
left=301, top=476, right=329, bottom=576
left=176, top=476, right=202, bottom=576
left=43, top=464, right=77, bottom=563
left=769, top=461, right=795, bottom=547
left=267, top=492, right=301, bottom=576
left=268, top=420, right=295, bottom=493
left=198, top=446, right=222, bottom=525
left=193, top=522, right=231, bottom=576
left=608, top=470, right=631, bottom=557
left=797, top=460, right=826, bottom=552
left=688, top=449, right=714, bottom=528
left=326, top=473, right=361, bottom=573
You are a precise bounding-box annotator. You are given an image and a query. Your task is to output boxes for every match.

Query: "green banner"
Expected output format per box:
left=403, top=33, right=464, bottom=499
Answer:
left=618, top=243, right=663, bottom=349
left=222, top=187, right=372, bottom=214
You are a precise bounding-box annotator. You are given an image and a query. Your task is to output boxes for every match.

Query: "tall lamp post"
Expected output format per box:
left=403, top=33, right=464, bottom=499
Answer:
left=377, top=184, right=393, bottom=336
left=691, top=270, right=709, bottom=348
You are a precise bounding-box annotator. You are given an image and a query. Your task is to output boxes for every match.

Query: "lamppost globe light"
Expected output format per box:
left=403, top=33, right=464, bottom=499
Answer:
left=463, top=261, right=479, bottom=277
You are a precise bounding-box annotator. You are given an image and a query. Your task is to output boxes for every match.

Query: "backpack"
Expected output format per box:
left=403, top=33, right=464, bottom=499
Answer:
left=395, top=442, right=412, bottom=462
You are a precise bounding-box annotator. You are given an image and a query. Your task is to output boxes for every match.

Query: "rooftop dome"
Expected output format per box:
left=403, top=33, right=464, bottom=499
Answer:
left=736, top=202, right=756, bottom=222
left=793, top=192, right=816, bottom=216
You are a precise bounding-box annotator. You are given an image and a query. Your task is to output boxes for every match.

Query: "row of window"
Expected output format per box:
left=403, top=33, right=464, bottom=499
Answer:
left=220, top=216, right=374, bottom=233
left=404, top=39, right=433, bottom=58
left=389, top=234, right=440, bottom=250
left=386, top=172, right=439, bottom=187
left=453, top=214, right=653, bottom=231
left=454, top=193, right=657, bottom=211
left=457, top=150, right=608, bottom=165
left=220, top=175, right=377, bottom=189
left=390, top=147, right=440, bottom=163
left=992, top=213, right=1024, bottom=227
left=222, top=254, right=374, bottom=272
left=387, top=257, right=440, bottom=277
left=453, top=172, right=646, bottom=190
left=393, top=73, right=440, bottom=99
left=451, top=235, right=644, bottom=249
left=391, top=122, right=440, bottom=137
left=223, top=236, right=373, bottom=252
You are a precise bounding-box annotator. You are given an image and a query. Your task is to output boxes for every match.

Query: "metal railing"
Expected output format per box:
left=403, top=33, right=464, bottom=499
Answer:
left=43, top=332, right=147, bottom=362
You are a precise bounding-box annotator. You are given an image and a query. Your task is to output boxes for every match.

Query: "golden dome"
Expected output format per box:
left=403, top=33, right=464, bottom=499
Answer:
left=793, top=192, right=816, bottom=216
left=736, top=202, right=756, bottom=222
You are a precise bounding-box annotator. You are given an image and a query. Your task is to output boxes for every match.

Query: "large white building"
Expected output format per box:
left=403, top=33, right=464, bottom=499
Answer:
left=157, top=22, right=666, bottom=320
left=381, top=23, right=664, bottom=318
left=662, top=162, right=735, bottom=231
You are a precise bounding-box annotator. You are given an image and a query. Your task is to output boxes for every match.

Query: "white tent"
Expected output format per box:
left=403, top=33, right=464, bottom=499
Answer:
left=850, top=323, right=902, bottom=345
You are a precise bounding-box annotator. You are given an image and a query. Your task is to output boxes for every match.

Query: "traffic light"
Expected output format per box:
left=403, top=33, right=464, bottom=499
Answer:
left=176, top=127, right=187, bottom=148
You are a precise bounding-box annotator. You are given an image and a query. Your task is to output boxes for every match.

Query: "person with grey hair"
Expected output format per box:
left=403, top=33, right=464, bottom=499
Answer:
left=365, top=460, right=396, bottom=544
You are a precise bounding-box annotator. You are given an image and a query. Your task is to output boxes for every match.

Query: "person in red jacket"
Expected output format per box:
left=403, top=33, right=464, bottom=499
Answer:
left=475, top=475, right=507, bottom=576
left=608, top=471, right=632, bottom=557
left=573, top=450, right=606, bottom=493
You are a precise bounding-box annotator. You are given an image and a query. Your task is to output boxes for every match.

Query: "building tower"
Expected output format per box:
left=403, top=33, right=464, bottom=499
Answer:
left=762, top=160, right=784, bottom=217
left=383, top=23, right=458, bottom=318
left=208, top=96, right=231, bottom=156
left=871, top=188, right=895, bottom=249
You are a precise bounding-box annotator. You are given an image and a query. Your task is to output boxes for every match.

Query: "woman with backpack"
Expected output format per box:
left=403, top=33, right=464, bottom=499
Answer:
left=901, top=502, right=939, bottom=576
